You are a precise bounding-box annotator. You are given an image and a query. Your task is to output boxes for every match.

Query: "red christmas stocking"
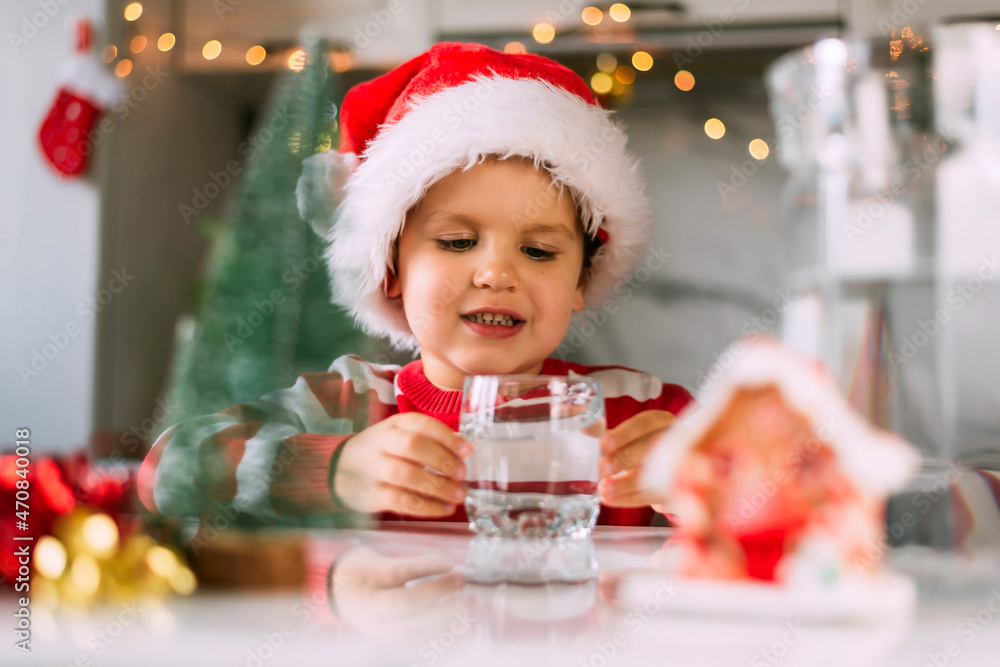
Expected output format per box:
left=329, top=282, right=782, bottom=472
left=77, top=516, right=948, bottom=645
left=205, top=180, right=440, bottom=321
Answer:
left=38, top=18, right=120, bottom=177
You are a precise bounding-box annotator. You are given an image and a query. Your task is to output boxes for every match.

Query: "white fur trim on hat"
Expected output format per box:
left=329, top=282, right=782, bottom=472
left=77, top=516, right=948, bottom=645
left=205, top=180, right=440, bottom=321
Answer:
left=325, top=75, right=653, bottom=352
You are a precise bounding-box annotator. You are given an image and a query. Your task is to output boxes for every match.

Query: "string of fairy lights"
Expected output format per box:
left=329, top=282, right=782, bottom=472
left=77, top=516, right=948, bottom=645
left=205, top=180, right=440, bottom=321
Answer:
left=508, top=7, right=980, bottom=161
left=103, top=2, right=765, bottom=158
left=103, top=2, right=951, bottom=163
left=103, top=2, right=344, bottom=78
left=506, top=3, right=771, bottom=162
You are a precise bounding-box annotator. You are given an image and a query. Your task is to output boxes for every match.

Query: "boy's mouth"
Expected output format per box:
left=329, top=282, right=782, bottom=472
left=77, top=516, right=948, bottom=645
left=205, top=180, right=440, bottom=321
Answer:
left=460, top=312, right=522, bottom=326
left=460, top=312, right=526, bottom=338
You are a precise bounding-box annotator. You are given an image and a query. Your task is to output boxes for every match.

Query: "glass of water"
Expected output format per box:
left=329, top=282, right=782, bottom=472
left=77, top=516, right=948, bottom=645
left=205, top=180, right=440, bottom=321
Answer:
left=459, top=375, right=605, bottom=539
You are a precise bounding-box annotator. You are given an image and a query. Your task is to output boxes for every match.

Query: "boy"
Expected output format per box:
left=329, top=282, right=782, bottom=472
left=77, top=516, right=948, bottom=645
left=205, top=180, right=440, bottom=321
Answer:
left=138, top=42, right=692, bottom=527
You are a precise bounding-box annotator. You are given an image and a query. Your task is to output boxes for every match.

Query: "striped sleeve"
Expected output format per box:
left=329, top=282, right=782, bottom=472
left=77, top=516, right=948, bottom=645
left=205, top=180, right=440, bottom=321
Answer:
left=138, top=355, right=399, bottom=521
left=567, top=362, right=695, bottom=428
left=649, top=379, right=695, bottom=416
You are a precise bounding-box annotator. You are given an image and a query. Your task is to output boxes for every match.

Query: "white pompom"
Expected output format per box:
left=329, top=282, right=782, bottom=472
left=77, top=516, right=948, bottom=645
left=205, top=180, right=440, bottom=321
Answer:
left=295, top=150, right=359, bottom=238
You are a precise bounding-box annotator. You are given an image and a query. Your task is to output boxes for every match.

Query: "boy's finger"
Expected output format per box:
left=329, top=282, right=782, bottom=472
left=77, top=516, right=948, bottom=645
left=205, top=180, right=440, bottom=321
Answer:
left=599, top=435, right=656, bottom=476
left=379, top=454, right=467, bottom=505
left=394, top=413, right=472, bottom=457
left=581, top=416, right=606, bottom=440
left=373, top=571, right=465, bottom=619
left=600, top=486, right=662, bottom=508
left=384, top=431, right=468, bottom=479
left=610, top=411, right=674, bottom=446
left=377, top=482, right=459, bottom=517
left=597, top=469, right=662, bottom=508
left=601, top=411, right=674, bottom=454
left=339, top=549, right=452, bottom=591
left=367, top=554, right=454, bottom=590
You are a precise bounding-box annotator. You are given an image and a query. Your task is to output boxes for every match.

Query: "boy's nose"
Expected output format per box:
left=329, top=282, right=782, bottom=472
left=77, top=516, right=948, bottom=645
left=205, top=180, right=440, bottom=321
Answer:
left=473, top=253, right=520, bottom=291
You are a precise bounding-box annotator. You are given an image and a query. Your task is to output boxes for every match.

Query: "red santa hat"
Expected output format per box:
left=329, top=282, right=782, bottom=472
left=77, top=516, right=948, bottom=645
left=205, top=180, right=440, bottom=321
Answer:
left=298, top=41, right=652, bottom=352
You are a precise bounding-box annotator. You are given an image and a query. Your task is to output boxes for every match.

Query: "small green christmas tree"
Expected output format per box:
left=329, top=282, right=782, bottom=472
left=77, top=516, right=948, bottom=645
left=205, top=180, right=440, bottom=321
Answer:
left=162, top=38, right=375, bottom=429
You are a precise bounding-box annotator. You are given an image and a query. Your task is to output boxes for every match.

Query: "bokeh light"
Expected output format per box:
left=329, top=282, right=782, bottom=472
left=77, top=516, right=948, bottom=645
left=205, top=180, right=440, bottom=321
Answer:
left=81, top=514, right=119, bottom=558
left=532, top=23, right=555, bottom=44
left=596, top=52, right=617, bottom=73
left=114, top=59, right=133, bottom=77
left=146, top=546, right=178, bottom=578
left=124, top=3, right=143, bottom=21
left=674, top=70, right=695, bottom=91
left=704, top=118, right=726, bottom=139
left=581, top=7, right=603, bottom=26
left=157, top=33, right=175, bottom=52
left=591, top=72, right=613, bottom=94
left=330, top=51, right=353, bottom=72
left=615, top=65, right=635, bottom=84
left=609, top=3, right=631, bottom=22
left=246, top=45, right=266, bottom=66
left=632, top=51, right=653, bottom=71
left=34, top=536, right=67, bottom=580
left=202, top=40, right=222, bottom=60
left=749, top=138, right=770, bottom=159
left=287, top=49, right=306, bottom=71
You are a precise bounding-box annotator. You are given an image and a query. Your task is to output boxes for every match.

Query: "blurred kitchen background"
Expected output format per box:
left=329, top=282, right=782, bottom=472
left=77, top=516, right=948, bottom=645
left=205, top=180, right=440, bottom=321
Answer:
left=1, top=0, right=997, bottom=462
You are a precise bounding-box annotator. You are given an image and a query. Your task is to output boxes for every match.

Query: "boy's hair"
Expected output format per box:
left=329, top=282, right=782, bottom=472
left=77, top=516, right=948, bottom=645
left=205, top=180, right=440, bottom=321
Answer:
left=392, top=154, right=604, bottom=280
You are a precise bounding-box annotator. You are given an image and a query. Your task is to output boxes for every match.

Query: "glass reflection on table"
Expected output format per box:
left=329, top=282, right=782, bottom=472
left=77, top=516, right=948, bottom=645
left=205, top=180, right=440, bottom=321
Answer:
left=310, top=523, right=950, bottom=667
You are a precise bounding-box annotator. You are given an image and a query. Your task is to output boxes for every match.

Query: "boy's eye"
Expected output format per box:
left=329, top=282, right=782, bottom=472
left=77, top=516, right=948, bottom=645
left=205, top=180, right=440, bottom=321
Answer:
left=436, top=239, right=556, bottom=261
left=524, top=247, right=556, bottom=260
left=438, top=239, right=475, bottom=251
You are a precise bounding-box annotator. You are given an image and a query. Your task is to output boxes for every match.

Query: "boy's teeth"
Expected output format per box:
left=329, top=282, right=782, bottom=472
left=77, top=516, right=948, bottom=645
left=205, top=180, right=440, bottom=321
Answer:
left=466, top=313, right=517, bottom=326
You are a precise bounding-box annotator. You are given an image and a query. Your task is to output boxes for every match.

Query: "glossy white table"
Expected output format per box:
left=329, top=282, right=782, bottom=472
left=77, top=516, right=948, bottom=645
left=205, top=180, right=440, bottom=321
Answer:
left=6, top=522, right=1000, bottom=667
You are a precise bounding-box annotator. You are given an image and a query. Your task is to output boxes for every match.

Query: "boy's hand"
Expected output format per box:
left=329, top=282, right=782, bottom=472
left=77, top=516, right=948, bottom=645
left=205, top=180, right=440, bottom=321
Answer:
left=598, top=410, right=675, bottom=510
left=332, top=413, right=471, bottom=517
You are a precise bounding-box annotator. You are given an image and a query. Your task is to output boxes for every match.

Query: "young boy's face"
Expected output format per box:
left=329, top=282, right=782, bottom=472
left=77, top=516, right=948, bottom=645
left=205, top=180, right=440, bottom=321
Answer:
left=386, top=158, right=587, bottom=390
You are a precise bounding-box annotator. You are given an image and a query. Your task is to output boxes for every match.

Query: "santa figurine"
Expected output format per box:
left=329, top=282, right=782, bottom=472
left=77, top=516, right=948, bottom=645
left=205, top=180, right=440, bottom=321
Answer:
left=37, top=17, right=121, bottom=177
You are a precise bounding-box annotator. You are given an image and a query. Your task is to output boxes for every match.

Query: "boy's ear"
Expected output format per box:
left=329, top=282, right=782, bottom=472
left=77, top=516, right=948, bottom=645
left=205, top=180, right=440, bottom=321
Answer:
left=385, top=239, right=402, bottom=298
left=385, top=269, right=401, bottom=299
